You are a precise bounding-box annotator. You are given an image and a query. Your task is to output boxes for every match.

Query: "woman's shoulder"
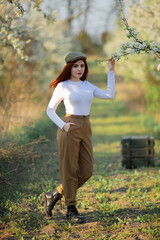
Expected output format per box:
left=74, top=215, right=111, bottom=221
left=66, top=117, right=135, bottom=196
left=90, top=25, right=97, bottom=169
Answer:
left=82, top=80, right=92, bottom=85
left=57, top=80, right=70, bottom=87
left=83, top=80, right=96, bottom=88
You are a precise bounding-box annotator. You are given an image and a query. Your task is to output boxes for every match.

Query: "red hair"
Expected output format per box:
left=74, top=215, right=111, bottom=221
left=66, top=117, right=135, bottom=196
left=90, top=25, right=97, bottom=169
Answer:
left=50, top=59, right=88, bottom=90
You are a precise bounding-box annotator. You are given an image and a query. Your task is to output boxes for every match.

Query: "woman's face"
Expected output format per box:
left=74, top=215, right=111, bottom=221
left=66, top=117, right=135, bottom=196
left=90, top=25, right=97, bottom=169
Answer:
left=70, top=60, right=85, bottom=80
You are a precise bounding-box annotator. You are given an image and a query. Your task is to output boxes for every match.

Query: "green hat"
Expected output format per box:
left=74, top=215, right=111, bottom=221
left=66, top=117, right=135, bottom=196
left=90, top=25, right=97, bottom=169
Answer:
left=65, top=51, right=87, bottom=63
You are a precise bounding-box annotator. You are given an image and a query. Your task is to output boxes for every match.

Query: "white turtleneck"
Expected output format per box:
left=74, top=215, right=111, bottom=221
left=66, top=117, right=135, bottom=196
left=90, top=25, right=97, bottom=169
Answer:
left=46, top=71, right=115, bottom=129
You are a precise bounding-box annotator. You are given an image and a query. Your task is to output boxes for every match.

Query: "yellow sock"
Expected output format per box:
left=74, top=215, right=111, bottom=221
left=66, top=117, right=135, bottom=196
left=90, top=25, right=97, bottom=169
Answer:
left=57, top=184, right=64, bottom=196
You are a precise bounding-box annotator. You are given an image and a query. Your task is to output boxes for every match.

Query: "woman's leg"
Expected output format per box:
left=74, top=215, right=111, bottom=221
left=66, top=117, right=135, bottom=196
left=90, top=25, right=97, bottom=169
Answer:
left=43, top=115, right=92, bottom=219
left=77, top=117, right=93, bottom=188
left=78, top=139, right=93, bottom=188
left=57, top=123, right=81, bottom=207
left=57, top=117, right=93, bottom=194
left=57, top=116, right=93, bottom=223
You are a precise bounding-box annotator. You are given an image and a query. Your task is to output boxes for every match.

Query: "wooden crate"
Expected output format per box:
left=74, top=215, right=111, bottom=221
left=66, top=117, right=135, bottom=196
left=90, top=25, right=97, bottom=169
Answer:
left=121, top=136, right=155, bottom=169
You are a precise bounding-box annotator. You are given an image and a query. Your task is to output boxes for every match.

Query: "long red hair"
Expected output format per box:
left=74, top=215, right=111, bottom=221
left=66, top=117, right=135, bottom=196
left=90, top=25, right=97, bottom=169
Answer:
left=50, top=59, right=88, bottom=90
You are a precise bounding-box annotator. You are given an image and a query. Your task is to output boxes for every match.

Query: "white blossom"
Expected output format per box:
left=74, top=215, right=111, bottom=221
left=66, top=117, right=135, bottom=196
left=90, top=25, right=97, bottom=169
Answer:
left=130, top=49, right=136, bottom=55
left=26, top=39, right=31, bottom=44
left=126, top=33, right=131, bottom=38
left=152, top=43, right=160, bottom=52
left=157, top=64, right=160, bottom=71
left=111, top=52, right=120, bottom=61
left=141, top=41, right=148, bottom=50
left=129, top=27, right=136, bottom=31
left=7, top=34, right=13, bottom=40
left=131, top=31, right=139, bottom=38
left=119, top=48, right=125, bottom=54
left=152, top=43, right=160, bottom=48
left=124, top=41, right=132, bottom=47
left=133, top=42, right=141, bottom=49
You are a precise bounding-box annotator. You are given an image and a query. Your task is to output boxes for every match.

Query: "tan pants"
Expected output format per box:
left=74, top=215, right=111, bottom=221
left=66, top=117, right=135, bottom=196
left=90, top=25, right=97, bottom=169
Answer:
left=57, top=114, right=93, bottom=206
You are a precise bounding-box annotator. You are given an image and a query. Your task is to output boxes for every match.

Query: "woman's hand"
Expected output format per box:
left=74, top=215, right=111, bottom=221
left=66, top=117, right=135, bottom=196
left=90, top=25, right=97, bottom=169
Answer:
left=108, top=58, right=115, bottom=71
left=62, top=122, right=76, bottom=132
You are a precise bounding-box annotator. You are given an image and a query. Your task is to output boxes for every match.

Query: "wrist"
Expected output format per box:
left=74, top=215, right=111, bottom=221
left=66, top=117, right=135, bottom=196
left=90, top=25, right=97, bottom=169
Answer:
left=62, top=123, right=66, bottom=130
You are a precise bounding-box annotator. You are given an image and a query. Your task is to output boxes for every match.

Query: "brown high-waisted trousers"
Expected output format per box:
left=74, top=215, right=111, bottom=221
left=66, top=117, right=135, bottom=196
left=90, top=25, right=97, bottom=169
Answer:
left=57, top=114, right=93, bottom=206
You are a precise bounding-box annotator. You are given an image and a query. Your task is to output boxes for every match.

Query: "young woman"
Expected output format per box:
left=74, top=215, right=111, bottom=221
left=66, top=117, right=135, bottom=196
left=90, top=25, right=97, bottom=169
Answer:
left=42, top=51, right=115, bottom=223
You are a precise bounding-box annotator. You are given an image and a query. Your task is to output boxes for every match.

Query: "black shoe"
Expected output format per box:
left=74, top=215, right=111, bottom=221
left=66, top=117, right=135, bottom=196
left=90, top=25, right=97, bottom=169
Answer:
left=42, top=190, right=62, bottom=217
left=66, top=205, right=84, bottom=223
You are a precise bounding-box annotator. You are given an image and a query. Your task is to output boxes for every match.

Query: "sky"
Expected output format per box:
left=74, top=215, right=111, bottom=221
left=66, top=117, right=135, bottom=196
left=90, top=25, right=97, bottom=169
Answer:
left=72, top=0, right=116, bottom=36
left=41, top=0, right=117, bottom=38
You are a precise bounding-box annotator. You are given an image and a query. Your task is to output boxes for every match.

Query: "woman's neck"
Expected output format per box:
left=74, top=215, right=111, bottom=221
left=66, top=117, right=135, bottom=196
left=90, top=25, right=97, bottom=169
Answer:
left=70, top=76, right=80, bottom=82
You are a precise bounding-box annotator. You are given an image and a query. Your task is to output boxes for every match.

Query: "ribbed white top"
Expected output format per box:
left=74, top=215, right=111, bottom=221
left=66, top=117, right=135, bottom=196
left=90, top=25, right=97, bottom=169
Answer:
left=46, top=71, right=115, bottom=129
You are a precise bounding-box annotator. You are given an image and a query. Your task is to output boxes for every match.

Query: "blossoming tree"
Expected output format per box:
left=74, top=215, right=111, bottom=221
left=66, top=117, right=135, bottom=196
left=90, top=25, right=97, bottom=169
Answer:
left=111, top=0, right=160, bottom=71
left=0, top=0, right=72, bottom=137
left=103, top=0, right=160, bottom=127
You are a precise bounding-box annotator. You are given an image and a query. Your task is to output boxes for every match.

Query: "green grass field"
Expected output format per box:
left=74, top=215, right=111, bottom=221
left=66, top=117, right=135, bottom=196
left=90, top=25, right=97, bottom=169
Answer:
left=0, top=59, right=160, bottom=239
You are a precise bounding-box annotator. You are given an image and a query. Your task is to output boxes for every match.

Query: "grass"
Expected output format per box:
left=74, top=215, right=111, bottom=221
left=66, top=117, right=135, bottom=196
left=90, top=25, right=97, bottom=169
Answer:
left=0, top=59, right=160, bottom=239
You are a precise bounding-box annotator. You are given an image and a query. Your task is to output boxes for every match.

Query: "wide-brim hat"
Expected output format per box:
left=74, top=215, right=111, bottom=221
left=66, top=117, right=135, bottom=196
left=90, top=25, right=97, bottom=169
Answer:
left=65, top=51, right=87, bottom=64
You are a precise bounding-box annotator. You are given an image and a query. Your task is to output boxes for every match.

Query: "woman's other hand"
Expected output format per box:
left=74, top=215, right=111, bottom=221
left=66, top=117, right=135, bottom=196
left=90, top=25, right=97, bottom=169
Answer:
left=108, top=58, right=115, bottom=71
left=63, top=122, right=76, bottom=132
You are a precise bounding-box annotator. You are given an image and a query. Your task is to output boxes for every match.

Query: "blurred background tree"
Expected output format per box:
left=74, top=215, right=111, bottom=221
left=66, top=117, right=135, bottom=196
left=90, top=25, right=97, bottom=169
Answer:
left=0, top=0, right=160, bottom=140
left=0, top=0, right=119, bottom=139
left=0, top=0, right=72, bottom=138
left=104, top=0, right=160, bottom=128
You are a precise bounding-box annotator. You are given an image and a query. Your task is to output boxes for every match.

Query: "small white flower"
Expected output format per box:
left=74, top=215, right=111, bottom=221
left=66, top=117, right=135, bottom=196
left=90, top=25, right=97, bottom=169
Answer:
left=152, top=43, right=160, bottom=48
left=141, top=41, right=148, bottom=50
left=129, top=27, right=136, bottom=31
left=133, top=43, right=138, bottom=49
left=17, top=49, right=22, bottom=54
left=130, top=49, right=135, bottom=55
left=7, top=34, right=13, bottom=40
left=121, top=42, right=130, bottom=48
left=157, top=64, right=160, bottom=71
left=26, top=39, right=31, bottom=44
left=111, top=52, right=120, bottom=61
left=131, top=31, right=139, bottom=38
left=125, top=41, right=132, bottom=47
left=119, top=48, right=125, bottom=54
left=152, top=45, right=159, bottom=52
left=1, top=27, right=6, bottom=32
left=126, top=33, right=131, bottom=38
left=17, top=10, right=23, bottom=17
